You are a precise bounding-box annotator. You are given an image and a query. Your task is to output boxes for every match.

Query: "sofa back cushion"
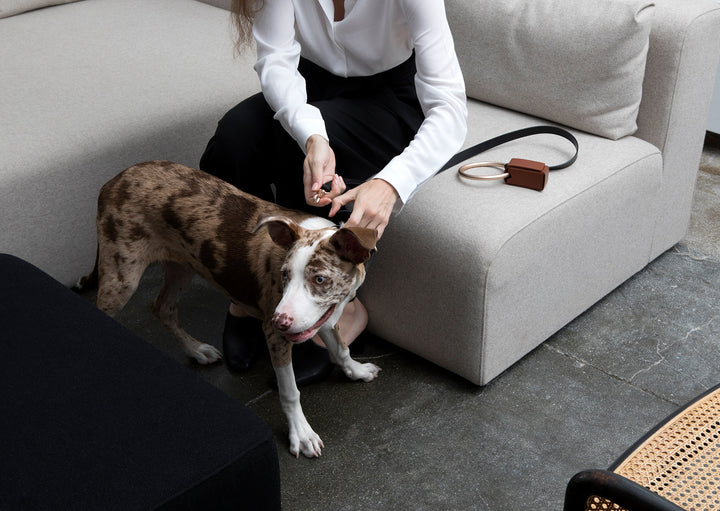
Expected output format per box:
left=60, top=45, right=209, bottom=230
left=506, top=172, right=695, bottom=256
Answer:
left=0, top=0, right=82, bottom=18
left=447, top=0, right=655, bottom=140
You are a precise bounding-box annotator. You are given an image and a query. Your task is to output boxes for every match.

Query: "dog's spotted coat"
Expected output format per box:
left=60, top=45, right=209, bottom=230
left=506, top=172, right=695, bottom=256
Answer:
left=79, top=161, right=380, bottom=457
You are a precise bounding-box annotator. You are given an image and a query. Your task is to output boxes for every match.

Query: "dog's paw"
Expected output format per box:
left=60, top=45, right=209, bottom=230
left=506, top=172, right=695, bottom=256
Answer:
left=344, top=361, right=381, bottom=382
left=193, top=344, right=223, bottom=365
left=289, top=422, right=324, bottom=458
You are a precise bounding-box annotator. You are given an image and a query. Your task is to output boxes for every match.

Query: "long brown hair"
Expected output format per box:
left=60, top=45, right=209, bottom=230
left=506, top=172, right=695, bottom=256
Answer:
left=231, top=0, right=264, bottom=53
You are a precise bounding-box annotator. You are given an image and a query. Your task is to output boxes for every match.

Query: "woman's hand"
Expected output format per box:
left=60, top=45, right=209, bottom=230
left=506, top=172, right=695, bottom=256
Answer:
left=329, top=179, right=399, bottom=240
left=303, top=135, right=345, bottom=207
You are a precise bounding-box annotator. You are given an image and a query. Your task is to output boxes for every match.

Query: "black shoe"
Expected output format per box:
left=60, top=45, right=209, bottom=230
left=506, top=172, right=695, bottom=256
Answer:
left=223, top=313, right=263, bottom=372
left=349, top=332, right=367, bottom=355
left=272, top=341, right=334, bottom=388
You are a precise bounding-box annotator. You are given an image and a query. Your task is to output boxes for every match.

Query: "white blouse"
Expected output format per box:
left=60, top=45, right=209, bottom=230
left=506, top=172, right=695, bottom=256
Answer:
left=252, top=0, right=468, bottom=204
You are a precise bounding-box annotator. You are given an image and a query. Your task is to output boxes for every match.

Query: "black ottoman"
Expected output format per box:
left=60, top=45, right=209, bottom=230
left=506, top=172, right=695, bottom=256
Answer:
left=0, top=254, right=280, bottom=510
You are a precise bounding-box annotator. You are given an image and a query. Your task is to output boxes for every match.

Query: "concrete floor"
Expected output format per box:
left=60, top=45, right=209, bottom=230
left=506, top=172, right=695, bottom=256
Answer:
left=105, top=136, right=720, bottom=510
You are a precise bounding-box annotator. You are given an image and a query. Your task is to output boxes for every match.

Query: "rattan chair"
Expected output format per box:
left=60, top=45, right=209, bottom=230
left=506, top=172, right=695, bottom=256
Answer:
left=565, top=384, right=720, bottom=511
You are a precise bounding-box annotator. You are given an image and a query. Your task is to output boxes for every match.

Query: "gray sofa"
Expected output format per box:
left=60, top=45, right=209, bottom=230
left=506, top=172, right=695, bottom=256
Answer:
left=365, top=0, right=720, bottom=385
left=2, top=0, right=719, bottom=386
left=1, top=0, right=255, bottom=285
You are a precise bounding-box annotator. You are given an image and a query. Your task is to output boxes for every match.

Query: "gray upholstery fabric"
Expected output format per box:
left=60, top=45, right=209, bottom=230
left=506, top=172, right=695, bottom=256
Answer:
left=448, top=0, right=655, bottom=140
left=0, top=0, right=81, bottom=19
left=360, top=103, right=661, bottom=384
left=636, top=0, right=720, bottom=257
left=0, top=0, right=253, bottom=285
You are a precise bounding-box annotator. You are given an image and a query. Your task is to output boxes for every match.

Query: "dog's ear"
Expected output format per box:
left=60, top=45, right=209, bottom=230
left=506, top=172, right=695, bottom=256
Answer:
left=330, top=227, right=377, bottom=265
left=253, top=216, right=301, bottom=249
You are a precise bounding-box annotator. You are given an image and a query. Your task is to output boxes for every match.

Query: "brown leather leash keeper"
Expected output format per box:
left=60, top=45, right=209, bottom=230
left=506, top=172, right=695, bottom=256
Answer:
left=440, top=125, right=579, bottom=191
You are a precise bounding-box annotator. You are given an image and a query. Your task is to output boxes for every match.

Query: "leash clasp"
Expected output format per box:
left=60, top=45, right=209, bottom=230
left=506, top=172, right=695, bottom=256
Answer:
left=505, top=158, right=549, bottom=191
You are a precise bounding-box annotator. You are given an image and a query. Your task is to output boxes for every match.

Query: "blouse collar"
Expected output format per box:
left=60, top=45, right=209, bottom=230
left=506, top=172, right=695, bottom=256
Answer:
left=316, top=0, right=357, bottom=24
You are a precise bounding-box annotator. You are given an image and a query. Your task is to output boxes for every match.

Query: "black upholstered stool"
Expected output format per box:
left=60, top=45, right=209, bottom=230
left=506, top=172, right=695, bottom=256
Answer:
left=0, top=254, right=280, bottom=510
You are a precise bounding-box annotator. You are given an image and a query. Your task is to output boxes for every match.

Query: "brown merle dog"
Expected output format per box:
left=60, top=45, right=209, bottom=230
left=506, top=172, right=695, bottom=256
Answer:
left=78, top=161, right=380, bottom=458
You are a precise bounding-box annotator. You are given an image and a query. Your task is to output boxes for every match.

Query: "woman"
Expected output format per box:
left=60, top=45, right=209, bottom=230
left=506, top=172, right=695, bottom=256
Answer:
left=200, top=0, right=467, bottom=384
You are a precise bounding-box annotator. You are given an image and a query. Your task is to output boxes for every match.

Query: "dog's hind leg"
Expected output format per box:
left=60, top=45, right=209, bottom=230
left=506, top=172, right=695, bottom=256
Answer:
left=151, top=261, right=222, bottom=365
left=318, top=325, right=380, bottom=382
left=95, top=247, right=146, bottom=318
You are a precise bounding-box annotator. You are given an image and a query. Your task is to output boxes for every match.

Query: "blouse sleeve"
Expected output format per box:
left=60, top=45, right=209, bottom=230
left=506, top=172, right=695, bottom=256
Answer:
left=374, top=0, right=468, bottom=205
left=252, top=0, right=328, bottom=152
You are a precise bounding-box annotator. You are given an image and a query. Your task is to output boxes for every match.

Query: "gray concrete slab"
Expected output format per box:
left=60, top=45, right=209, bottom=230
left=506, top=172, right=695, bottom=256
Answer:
left=547, top=246, right=720, bottom=405
left=80, top=138, right=720, bottom=510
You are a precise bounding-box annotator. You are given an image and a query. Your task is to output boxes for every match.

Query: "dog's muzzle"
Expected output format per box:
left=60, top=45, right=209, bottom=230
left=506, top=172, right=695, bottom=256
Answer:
left=278, top=306, right=336, bottom=344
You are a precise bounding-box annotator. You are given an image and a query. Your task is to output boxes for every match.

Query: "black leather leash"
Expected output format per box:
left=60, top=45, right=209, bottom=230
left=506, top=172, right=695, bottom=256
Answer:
left=440, top=125, right=578, bottom=172
left=323, top=125, right=578, bottom=196
left=440, top=125, right=579, bottom=191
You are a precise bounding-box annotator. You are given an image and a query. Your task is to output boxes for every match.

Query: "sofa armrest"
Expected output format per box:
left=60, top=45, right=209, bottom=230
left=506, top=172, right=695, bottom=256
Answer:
left=635, top=0, right=720, bottom=256
left=636, top=0, right=720, bottom=153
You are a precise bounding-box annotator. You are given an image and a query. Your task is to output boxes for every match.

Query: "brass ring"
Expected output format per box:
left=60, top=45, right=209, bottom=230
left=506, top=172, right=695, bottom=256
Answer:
left=313, top=189, right=326, bottom=205
left=458, top=161, right=509, bottom=181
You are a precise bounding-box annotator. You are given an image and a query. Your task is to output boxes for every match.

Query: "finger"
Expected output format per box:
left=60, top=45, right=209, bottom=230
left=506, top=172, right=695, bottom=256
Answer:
left=375, top=224, right=385, bottom=240
left=304, top=160, right=331, bottom=195
left=355, top=215, right=384, bottom=241
left=328, top=197, right=348, bottom=218
left=315, top=173, right=334, bottom=192
left=310, top=176, right=341, bottom=207
left=346, top=203, right=365, bottom=227
left=372, top=217, right=388, bottom=240
left=311, top=170, right=326, bottom=193
left=329, top=189, right=356, bottom=217
left=329, top=174, right=346, bottom=197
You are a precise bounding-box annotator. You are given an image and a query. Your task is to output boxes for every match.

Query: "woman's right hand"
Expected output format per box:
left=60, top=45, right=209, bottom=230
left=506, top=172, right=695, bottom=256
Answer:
left=303, top=135, right=345, bottom=207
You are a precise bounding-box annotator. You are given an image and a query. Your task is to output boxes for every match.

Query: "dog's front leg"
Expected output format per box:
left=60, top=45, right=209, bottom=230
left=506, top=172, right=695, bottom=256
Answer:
left=268, top=332, right=324, bottom=458
left=319, top=325, right=380, bottom=382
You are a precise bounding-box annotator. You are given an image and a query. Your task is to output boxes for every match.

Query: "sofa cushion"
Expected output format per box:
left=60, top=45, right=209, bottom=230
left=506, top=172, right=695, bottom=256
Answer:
left=447, top=0, right=655, bottom=140
left=0, top=0, right=81, bottom=19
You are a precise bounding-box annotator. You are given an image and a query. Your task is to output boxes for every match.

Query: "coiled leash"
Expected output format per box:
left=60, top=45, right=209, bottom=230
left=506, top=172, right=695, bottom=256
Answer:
left=316, top=125, right=579, bottom=204
left=441, top=125, right=579, bottom=191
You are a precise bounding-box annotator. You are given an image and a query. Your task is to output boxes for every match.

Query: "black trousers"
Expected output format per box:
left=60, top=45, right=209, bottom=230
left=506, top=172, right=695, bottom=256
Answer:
left=199, top=55, right=424, bottom=217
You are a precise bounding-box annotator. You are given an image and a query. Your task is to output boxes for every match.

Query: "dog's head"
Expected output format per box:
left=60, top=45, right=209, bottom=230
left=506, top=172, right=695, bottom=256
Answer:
left=254, top=216, right=376, bottom=343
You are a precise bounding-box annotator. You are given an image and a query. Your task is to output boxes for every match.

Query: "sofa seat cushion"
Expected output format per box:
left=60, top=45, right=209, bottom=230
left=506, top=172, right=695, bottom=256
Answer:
left=0, top=0, right=257, bottom=285
left=360, top=101, right=662, bottom=384
left=0, top=253, right=281, bottom=510
left=448, top=0, right=655, bottom=140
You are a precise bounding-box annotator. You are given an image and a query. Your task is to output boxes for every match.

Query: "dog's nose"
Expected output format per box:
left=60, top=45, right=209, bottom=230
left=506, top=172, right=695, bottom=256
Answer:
left=271, top=312, right=293, bottom=332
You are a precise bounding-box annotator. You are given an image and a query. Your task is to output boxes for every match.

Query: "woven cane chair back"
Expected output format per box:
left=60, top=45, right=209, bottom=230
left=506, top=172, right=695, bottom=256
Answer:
left=580, top=386, right=720, bottom=510
left=611, top=386, right=720, bottom=510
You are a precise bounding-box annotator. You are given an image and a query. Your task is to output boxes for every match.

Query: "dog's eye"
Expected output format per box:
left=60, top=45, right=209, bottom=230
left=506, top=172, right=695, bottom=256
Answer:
left=314, top=275, right=327, bottom=285
left=281, top=269, right=289, bottom=282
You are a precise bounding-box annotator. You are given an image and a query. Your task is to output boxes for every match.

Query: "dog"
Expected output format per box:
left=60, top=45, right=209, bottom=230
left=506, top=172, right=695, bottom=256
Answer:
left=77, top=160, right=381, bottom=458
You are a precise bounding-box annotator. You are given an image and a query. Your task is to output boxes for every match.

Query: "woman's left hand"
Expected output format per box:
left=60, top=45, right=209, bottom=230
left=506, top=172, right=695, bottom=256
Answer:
left=329, top=179, right=399, bottom=240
